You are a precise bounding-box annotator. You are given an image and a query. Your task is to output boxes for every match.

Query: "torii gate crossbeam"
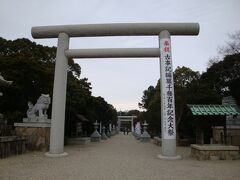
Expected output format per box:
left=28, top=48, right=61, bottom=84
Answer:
left=31, top=23, right=199, bottom=159
left=32, top=23, right=199, bottom=38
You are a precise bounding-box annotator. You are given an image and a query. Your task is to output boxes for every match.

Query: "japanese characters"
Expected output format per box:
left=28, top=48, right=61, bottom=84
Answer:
left=160, top=38, right=176, bottom=139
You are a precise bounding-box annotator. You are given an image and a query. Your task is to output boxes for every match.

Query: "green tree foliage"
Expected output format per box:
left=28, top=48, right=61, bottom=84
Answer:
left=174, top=66, right=200, bottom=121
left=138, top=80, right=161, bottom=136
left=0, top=37, right=117, bottom=135
left=125, top=109, right=140, bottom=116
left=0, top=37, right=56, bottom=123
left=202, top=53, right=240, bottom=105
left=174, top=66, right=200, bottom=138
left=138, top=86, right=156, bottom=110
left=139, top=66, right=221, bottom=138
left=86, top=96, right=117, bottom=125
left=174, top=66, right=221, bottom=139
left=205, top=31, right=240, bottom=105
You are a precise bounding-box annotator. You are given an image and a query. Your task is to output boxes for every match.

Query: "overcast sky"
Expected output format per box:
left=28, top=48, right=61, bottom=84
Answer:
left=1, top=0, right=240, bottom=111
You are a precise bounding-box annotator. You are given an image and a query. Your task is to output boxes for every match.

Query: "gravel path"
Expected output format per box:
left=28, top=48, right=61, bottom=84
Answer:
left=0, top=133, right=240, bottom=180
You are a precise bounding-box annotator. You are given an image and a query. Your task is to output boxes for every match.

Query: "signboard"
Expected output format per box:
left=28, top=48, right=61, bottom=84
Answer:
left=160, top=37, right=176, bottom=140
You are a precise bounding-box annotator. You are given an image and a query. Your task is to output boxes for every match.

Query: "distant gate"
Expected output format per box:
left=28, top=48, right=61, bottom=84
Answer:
left=118, top=116, right=137, bottom=132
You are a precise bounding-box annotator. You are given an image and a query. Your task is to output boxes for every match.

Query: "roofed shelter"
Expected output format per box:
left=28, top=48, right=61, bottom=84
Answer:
left=188, top=104, right=240, bottom=144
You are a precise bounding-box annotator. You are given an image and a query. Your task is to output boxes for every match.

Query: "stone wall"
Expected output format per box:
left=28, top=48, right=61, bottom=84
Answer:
left=212, top=126, right=240, bottom=146
left=67, top=137, right=90, bottom=145
left=15, top=127, right=50, bottom=151
left=191, top=144, right=239, bottom=160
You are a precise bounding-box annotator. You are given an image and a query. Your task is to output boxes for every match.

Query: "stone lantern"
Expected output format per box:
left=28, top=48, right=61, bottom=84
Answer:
left=101, top=126, right=108, bottom=140
left=90, top=121, right=101, bottom=142
left=141, top=120, right=151, bottom=142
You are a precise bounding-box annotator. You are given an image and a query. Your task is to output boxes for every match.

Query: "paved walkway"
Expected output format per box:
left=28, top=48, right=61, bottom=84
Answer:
left=0, top=133, right=240, bottom=180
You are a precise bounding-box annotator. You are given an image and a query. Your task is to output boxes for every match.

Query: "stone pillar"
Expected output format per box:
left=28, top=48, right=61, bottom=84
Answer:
left=158, top=30, right=181, bottom=160
left=99, top=122, right=102, bottom=134
left=131, top=117, right=134, bottom=132
left=109, top=123, right=112, bottom=132
left=117, top=117, right=120, bottom=132
left=46, top=32, right=69, bottom=157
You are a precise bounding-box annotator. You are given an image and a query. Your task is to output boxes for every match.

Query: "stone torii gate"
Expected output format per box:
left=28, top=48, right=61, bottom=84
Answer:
left=31, top=23, right=199, bottom=159
left=117, top=116, right=137, bottom=132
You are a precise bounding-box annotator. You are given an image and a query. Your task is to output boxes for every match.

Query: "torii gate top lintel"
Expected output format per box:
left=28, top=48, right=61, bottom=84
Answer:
left=118, top=116, right=137, bottom=118
left=32, top=23, right=199, bottom=38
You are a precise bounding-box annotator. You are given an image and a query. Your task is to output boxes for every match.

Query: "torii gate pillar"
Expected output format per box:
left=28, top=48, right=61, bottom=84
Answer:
left=45, top=33, right=69, bottom=157
left=158, top=30, right=181, bottom=159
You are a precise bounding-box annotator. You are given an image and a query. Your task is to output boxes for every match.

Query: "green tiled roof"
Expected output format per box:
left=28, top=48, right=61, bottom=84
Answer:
left=187, top=104, right=240, bottom=116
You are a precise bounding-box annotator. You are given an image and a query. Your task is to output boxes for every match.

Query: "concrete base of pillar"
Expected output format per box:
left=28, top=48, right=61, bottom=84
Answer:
left=45, top=152, right=68, bottom=158
left=157, top=154, right=181, bottom=160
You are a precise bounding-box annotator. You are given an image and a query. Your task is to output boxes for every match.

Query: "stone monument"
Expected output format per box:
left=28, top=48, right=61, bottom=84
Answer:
left=24, top=94, right=51, bottom=123
left=14, top=94, right=51, bottom=150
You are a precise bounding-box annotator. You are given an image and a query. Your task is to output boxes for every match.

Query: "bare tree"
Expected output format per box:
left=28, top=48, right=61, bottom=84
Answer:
left=207, top=31, right=240, bottom=67
left=218, top=31, right=240, bottom=56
